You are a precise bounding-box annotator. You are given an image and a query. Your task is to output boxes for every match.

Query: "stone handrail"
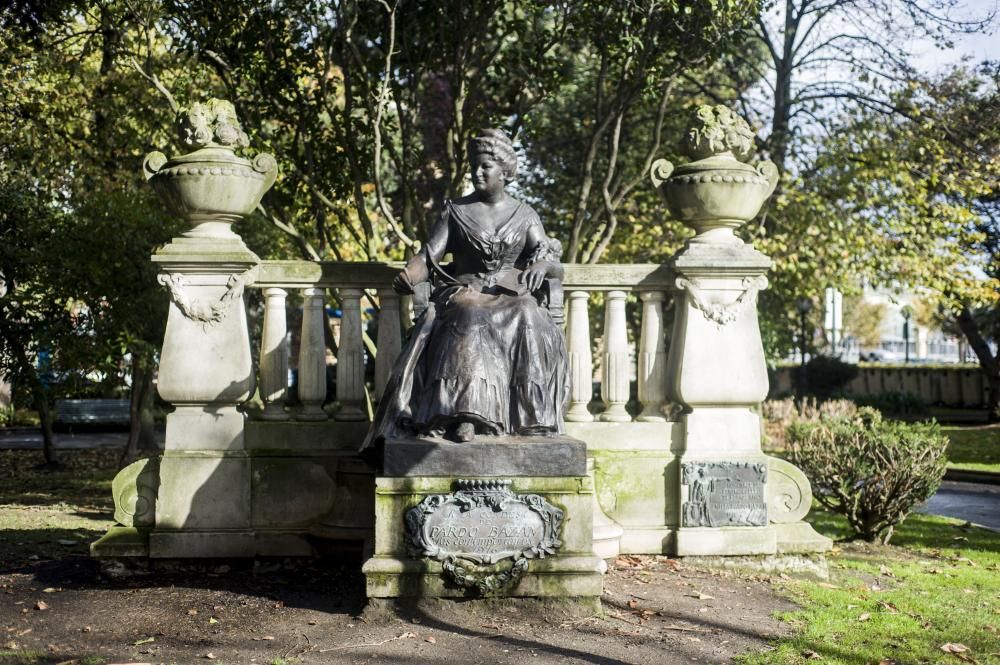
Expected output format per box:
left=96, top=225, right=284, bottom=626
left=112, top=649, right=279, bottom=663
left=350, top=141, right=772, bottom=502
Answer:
left=249, top=260, right=676, bottom=424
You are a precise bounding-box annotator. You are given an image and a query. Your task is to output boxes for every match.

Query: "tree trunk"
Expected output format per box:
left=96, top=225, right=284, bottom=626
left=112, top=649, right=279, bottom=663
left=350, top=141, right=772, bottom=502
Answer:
left=27, top=370, right=59, bottom=469
left=956, top=305, right=1000, bottom=420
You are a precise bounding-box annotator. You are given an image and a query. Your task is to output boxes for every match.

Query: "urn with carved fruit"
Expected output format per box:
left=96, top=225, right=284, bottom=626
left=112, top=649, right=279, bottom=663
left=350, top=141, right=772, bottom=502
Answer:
left=650, top=105, right=778, bottom=244
left=143, top=99, right=278, bottom=239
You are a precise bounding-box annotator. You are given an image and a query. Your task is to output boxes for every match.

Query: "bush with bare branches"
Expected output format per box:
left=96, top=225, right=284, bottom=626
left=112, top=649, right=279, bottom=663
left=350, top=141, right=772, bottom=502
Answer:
left=787, top=408, right=948, bottom=544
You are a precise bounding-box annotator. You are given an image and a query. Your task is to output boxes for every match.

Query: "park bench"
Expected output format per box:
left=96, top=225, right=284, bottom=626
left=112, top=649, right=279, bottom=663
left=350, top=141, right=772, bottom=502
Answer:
left=54, top=398, right=130, bottom=430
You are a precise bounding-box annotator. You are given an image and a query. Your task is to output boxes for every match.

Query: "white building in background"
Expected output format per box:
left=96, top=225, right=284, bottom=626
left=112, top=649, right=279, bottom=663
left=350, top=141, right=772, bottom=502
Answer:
left=833, top=286, right=972, bottom=364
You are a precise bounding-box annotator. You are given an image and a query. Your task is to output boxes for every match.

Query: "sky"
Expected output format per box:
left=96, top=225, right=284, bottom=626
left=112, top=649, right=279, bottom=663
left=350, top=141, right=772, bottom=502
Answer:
left=910, top=2, right=999, bottom=71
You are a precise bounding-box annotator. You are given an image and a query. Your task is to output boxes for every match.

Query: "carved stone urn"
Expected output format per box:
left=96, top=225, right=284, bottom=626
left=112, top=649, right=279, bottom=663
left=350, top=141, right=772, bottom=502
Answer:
left=650, top=105, right=777, bottom=244
left=143, top=99, right=278, bottom=240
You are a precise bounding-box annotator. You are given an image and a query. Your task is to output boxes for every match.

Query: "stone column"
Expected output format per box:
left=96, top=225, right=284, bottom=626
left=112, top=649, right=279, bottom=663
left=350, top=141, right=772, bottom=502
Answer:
left=374, top=288, right=402, bottom=401
left=259, top=287, right=289, bottom=421
left=637, top=291, right=668, bottom=422
left=141, top=99, right=278, bottom=558
left=335, top=288, right=367, bottom=421
left=652, top=104, right=830, bottom=557
left=600, top=290, right=630, bottom=422
left=297, top=287, right=328, bottom=421
left=565, top=290, right=594, bottom=422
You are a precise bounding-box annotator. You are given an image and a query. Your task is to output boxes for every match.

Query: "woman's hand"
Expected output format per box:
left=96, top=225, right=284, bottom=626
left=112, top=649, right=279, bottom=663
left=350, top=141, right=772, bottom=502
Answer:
left=520, top=262, right=549, bottom=293
left=393, top=270, right=415, bottom=295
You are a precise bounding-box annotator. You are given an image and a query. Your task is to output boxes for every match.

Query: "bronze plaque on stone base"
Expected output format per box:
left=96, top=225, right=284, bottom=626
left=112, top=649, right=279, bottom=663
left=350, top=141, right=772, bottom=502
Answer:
left=405, top=479, right=563, bottom=595
left=682, top=462, right=767, bottom=527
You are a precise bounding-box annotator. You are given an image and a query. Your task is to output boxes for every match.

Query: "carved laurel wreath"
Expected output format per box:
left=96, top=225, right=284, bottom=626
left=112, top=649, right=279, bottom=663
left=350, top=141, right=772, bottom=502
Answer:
left=158, top=264, right=259, bottom=328
left=676, top=274, right=768, bottom=327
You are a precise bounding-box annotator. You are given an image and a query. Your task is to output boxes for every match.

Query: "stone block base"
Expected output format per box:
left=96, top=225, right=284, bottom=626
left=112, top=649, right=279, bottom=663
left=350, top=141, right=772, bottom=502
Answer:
left=674, top=526, right=776, bottom=556
left=618, top=526, right=674, bottom=554
left=366, top=472, right=603, bottom=601
left=90, top=527, right=150, bottom=558
left=774, top=521, right=834, bottom=553
left=363, top=555, right=605, bottom=598
left=149, top=529, right=255, bottom=557
left=682, top=553, right=830, bottom=581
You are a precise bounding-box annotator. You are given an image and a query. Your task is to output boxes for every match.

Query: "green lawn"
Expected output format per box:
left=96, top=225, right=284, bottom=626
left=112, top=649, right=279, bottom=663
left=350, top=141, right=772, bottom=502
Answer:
left=943, top=423, right=1000, bottom=473
left=0, top=449, right=117, bottom=567
left=739, top=508, right=1000, bottom=665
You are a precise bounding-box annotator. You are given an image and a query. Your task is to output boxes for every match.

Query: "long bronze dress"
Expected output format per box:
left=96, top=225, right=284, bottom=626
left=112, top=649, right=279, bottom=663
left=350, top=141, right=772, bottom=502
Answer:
left=361, top=199, right=568, bottom=451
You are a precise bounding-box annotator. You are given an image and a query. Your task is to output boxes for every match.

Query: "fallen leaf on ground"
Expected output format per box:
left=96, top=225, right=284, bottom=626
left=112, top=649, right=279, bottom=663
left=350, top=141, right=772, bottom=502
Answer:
left=42, top=587, right=59, bottom=593
left=186, top=609, right=198, bottom=615
left=132, top=637, right=154, bottom=646
left=208, top=617, right=219, bottom=624
left=34, top=601, right=49, bottom=611
left=687, top=592, right=714, bottom=600
left=857, top=613, right=871, bottom=622
left=424, top=636, right=436, bottom=644
left=203, top=653, right=216, bottom=660
left=877, top=601, right=899, bottom=614
left=940, top=643, right=970, bottom=653
left=802, top=650, right=822, bottom=660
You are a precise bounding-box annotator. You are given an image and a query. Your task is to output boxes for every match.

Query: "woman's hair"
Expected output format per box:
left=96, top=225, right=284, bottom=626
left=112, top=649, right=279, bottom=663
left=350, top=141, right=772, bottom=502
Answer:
left=469, top=128, right=517, bottom=180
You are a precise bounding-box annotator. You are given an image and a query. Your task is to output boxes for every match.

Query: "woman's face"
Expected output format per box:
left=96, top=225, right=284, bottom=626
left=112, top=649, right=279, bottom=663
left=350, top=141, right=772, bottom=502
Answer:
left=471, top=153, right=505, bottom=197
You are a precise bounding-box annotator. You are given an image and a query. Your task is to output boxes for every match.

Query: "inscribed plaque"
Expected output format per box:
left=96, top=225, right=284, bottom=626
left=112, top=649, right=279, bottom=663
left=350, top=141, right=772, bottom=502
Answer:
left=404, top=479, right=564, bottom=595
left=682, top=462, right=767, bottom=527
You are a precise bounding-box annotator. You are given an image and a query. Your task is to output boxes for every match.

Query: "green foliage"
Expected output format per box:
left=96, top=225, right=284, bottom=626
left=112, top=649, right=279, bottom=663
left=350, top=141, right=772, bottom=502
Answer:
left=843, top=296, right=886, bottom=348
left=754, top=66, right=999, bottom=368
left=0, top=405, right=13, bottom=427
left=854, top=391, right=928, bottom=417
left=788, top=409, right=948, bottom=544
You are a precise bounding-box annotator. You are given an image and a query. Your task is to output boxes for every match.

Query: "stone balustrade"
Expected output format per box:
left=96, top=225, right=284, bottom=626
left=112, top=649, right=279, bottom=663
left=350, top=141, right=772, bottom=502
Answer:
left=92, top=101, right=830, bottom=566
left=250, top=260, right=675, bottom=424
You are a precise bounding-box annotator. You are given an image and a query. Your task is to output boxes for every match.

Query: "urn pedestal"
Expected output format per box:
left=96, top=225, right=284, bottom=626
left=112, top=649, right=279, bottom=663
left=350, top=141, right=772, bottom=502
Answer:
left=91, top=100, right=279, bottom=560
left=652, top=105, right=831, bottom=557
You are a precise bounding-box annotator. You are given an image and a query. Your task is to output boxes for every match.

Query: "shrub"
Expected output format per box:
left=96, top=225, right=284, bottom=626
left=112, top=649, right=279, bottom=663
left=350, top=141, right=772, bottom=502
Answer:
left=854, top=391, right=928, bottom=416
left=787, top=408, right=948, bottom=544
left=797, top=355, right=859, bottom=399
left=761, top=397, right=858, bottom=451
left=0, top=404, right=13, bottom=427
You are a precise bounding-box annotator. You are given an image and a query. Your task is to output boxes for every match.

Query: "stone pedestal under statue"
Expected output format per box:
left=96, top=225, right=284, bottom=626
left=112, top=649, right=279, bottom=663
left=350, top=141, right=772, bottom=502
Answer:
left=363, top=437, right=604, bottom=604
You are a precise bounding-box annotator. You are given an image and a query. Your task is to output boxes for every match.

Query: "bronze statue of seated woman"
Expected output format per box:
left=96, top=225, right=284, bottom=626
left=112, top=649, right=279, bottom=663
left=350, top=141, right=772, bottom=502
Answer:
left=361, top=128, right=569, bottom=451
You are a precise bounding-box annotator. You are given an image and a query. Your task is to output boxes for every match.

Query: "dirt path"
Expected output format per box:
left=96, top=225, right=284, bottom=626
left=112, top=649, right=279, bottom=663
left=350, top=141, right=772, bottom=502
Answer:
left=0, top=554, right=795, bottom=665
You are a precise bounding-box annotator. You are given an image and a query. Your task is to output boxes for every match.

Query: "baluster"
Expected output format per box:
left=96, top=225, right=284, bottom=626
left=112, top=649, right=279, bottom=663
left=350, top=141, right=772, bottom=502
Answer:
left=600, top=290, right=631, bottom=422
left=565, top=290, right=594, bottom=422
left=259, top=287, right=289, bottom=420
left=637, top=291, right=667, bottom=422
left=374, top=288, right=402, bottom=400
left=297, top=287, right=327, bottom=421
left=335, top=287, right=367, bottom=421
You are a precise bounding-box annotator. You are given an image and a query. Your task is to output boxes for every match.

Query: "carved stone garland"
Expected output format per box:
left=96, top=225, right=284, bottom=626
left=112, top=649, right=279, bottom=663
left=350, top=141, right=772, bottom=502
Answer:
left=675, top=275, right=768, bottom=327
left=158, top=264, right=259, bottom=328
